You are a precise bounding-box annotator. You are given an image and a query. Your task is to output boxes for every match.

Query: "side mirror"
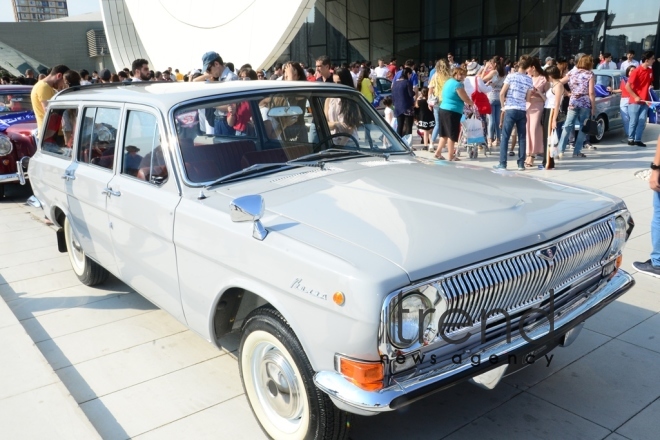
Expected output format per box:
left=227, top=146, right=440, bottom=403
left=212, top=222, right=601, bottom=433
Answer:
left=229, top=194, right=268, bottom=240
left=16, top=156, right=29, bottom=185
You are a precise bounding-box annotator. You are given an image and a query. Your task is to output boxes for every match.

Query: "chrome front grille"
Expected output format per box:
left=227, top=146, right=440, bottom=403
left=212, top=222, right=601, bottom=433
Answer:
left=435, top=217, right=614, bottom=334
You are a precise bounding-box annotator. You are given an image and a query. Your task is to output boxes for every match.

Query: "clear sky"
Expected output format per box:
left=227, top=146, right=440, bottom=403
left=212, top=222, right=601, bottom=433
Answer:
left=0, top=0, right=100, bottom=22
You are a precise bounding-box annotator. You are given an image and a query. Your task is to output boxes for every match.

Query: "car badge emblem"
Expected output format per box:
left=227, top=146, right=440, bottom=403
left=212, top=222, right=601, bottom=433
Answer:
left=537, top=245, right=558, bottom=262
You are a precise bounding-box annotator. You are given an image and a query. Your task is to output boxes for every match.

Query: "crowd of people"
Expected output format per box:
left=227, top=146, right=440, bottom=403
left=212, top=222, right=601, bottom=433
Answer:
left=8, top=47, right=656, bottom=170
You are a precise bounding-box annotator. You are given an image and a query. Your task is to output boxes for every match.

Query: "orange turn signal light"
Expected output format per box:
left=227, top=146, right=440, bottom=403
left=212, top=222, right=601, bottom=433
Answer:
left=333, top=291, right=345, bottom=306
left=338, top=357, right=384, bottom=391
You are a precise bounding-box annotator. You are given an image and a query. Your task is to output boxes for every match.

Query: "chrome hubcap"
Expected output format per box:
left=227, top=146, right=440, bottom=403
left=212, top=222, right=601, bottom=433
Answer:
left=253, top=343, right=302, bottom=423
left=597, top=119, right=605, bottom=139
left=66, top=221, right=85, bottom=269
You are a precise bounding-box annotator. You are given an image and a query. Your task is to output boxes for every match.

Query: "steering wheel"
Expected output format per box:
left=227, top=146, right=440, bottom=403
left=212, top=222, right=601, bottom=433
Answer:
left=312, top=132, right=361, bottom=153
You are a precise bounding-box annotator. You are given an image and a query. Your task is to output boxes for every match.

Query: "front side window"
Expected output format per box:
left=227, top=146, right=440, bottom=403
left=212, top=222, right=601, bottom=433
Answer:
left=40, top=106, right=77, bottom=158
left=121, top=111, right=167, bottom=185
left=77, top=107, right=120, bottom=171
left=173, top=89, right=408, bottom=184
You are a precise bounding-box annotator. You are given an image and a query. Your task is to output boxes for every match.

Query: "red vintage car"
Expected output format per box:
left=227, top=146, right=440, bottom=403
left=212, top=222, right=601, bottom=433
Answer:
left=0, top=85, right=37, bottom=198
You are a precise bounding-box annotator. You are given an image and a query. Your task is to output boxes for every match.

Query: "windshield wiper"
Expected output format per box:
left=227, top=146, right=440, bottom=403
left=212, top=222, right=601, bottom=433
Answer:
left=205, top=162, right=324, bottom=188
left=288, top=148, right=390, bottom=164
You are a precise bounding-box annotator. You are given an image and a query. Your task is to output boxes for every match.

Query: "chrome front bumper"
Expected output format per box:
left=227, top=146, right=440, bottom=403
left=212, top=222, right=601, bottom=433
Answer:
left=0, top=172, right=20, bottom=183
left=314, top=270, right=635, bottom=415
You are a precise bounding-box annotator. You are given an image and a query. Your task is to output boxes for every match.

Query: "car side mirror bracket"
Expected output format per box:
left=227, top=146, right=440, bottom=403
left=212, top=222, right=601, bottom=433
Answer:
left=229, top=195, right=268, bottom=241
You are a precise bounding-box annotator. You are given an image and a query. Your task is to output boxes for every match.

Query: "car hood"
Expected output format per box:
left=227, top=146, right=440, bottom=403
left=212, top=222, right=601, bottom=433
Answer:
left=215, top=158, right=623, bottom=282
left=0, top=111, right=35, bottom=132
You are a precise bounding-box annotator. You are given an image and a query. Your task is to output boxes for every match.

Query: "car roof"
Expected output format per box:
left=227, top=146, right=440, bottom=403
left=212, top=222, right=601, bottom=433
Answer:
left=50, top=81, right=357, bottom=110
left=0, top=85, right=33, bottom=93
left=593, top=69, right=621, bottom=75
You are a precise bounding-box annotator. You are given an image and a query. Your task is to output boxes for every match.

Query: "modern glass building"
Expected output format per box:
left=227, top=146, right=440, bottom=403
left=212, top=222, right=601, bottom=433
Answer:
left=283, top=0, right=660, bottom=66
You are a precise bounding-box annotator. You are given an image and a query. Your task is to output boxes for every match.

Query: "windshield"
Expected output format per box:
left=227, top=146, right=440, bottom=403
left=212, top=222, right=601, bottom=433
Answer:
left=0, top=92, right=33, bottom=115
left=173, top=88, right=408, bottom=184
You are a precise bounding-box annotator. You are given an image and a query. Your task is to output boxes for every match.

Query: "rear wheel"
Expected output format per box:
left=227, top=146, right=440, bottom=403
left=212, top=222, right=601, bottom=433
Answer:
left=590, top=115, right=606, bottom=143
left=239, top=306, right=350, bottom=440
left=63, top=216, right=109, bottom=286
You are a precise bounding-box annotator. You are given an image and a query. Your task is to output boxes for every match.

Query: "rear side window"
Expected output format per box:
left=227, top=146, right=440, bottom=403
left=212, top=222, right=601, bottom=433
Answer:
left=121, top=111, right=167, bottom=185
left=77, top=107, right=121, bottom=171
left=41, top=107, right=78, bottom=159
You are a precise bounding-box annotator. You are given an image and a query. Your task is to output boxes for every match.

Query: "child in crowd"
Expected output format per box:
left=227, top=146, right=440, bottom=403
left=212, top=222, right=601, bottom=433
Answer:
left=382, top=96, right=397, bottom=132
left=415, top=87, right=435, bottom=149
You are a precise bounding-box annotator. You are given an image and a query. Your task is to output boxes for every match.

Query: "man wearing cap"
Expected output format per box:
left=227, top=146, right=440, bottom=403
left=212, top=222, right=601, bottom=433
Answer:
left=194, top=51, right=237, bottom=83
left=30, top=64, right=70, bottom=130
left=131, top=59, right=151, bottom=82
left=194, top=52, right=237, bottom=137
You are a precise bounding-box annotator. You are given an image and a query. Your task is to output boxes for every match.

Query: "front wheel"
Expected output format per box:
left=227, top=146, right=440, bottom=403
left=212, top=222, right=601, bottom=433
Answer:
left=63, top=216, right=109, bottom=286
left=239, top=307, right=350, bottom=440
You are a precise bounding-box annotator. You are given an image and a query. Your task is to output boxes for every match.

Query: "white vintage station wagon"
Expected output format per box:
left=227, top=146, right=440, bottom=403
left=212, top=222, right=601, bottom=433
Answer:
left=25, top=81, right=635, bottom=439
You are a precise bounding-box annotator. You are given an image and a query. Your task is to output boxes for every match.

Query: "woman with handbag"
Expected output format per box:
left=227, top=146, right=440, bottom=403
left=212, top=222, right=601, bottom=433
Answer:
left=481, top=57, right=505, bottom=149
left=542, top=66, right=565, bottom=169
left=463, top=61, right=492, bottom=151
left=435, top=67, right=474, bottom=161
left=557, top=55, right=596, bottom=158
left=524, top=57, right=548, bottom=167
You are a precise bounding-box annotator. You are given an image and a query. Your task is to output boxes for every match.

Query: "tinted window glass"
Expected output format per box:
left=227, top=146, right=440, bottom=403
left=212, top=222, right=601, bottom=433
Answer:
left=0, top=92, right=33, bottom=114
left=41, top=107, right=77, bottom=159
left=121, top=111, right=167, bottom=185
left=77, top=107, right=120, bottom=171
left=520, top=0, right=559, bottom=46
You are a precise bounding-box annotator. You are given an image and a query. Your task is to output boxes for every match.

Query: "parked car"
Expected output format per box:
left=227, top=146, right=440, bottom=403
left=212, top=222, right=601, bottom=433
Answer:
left=592, top=69, right=624, bottom=143
left=0, top=85, right=37, bottom=197
left=372, top=76, right=392, bottom=110
left=26, top=81, right=635, bottom=440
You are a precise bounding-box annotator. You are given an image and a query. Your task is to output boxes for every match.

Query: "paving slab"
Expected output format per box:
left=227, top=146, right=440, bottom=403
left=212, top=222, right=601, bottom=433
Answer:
left=79, top=356, right=244, bottom=439
left=616, top=398, right=660, bottom=440
left=527, top=338, right=660, bottom=431
left=133, top=395, right=266, bottom=440
left=443, top=391, right=610, bottom=440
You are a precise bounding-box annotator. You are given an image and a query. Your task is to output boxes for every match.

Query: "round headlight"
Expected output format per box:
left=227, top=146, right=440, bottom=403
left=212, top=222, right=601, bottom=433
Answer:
left=0, top=135, right=13, bottom=156
left=389, top=293, right=432, bottom=349
left=609, top=216, right=627, bottom=257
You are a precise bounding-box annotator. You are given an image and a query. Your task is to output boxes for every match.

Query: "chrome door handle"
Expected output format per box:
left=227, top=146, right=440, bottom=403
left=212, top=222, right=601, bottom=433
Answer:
left=61, top=174, right=76, bottom=181
left=101, top=188, right=121, bottom=197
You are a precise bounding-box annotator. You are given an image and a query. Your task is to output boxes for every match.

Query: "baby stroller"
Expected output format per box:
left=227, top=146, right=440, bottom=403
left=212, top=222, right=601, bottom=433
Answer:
left=458, top=109, right=488, bottom=159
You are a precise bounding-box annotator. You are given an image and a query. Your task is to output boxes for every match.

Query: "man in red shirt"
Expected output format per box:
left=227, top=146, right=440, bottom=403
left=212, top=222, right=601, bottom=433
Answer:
left=387, top=57, right=397, bottom=81
left=625, top=51, right=655, bottom=146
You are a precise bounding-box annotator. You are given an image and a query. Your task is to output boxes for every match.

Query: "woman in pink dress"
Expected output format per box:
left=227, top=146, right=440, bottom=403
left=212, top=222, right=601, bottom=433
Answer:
left=524, top=57, right=548, bottom=168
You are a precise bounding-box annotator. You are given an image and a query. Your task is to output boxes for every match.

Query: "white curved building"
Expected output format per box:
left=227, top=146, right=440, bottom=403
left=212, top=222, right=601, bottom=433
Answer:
left=100, top=0, right=315, bottom=72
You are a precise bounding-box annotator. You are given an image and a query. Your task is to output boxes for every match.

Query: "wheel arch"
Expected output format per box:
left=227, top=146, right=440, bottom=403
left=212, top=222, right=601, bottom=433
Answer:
left=210, top=284, right=308, bottom=357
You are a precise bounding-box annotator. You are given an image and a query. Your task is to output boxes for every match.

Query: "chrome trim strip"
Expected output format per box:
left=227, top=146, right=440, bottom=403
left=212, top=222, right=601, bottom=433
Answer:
left=0, top=173, right=20, bottom=183
left=317, top=270, right=634, bottom=414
